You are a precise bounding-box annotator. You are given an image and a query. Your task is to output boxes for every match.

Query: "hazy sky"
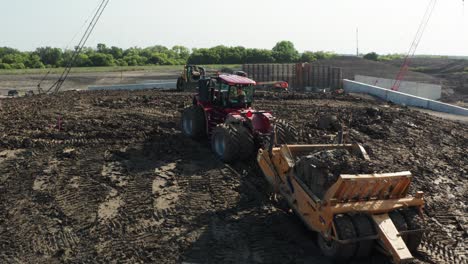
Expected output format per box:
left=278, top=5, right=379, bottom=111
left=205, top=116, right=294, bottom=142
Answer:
left=1, top=0, right=467, bottom=55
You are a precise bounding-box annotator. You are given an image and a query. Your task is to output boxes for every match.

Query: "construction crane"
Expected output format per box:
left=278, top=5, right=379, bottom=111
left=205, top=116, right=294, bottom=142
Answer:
left=391, top=0, right=437, bottom=91
left=43, top=0, right=110, bottom=94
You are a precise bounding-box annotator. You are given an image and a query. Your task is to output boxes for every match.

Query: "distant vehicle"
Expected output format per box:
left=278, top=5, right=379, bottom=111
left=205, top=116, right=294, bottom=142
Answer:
left=7, top=90, right=19, bottom=97
left=176, top=65, right=207, bottom=91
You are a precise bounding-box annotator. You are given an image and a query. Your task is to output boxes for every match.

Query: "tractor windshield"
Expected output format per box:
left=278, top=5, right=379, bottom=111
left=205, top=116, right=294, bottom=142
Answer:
left=227, top=85, right=254, bottom=107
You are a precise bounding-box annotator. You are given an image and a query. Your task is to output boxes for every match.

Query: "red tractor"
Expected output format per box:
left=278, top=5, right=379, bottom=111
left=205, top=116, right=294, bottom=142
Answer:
left=181, top=74, right=297, bottom=163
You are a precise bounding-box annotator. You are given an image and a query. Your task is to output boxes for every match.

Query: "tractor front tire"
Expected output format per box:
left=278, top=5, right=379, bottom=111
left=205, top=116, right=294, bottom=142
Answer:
left=181, top=106, right=206, bottom=139
left=211, top=123, right=254, bottom=163
left=275, top=119, right=298, bottom=145
left=176, top=77, right=185, bottom=91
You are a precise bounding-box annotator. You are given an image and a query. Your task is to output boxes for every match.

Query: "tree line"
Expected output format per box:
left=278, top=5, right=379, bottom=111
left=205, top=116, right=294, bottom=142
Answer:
left=0, top=41, right=336, bottom=70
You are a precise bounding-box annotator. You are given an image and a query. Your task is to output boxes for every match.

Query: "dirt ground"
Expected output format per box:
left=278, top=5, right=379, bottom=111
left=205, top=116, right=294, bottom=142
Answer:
left=0, top=89, right=466, bottom=264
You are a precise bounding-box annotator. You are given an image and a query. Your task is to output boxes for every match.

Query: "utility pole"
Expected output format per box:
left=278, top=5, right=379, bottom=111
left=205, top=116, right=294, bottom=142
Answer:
left=356, top=28, right=360, bottom=57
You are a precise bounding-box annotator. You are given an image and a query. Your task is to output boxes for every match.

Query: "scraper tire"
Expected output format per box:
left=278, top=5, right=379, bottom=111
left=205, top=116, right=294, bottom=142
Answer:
left=318, top=214, right=358, bottom=261
left=351, top=214, right=376, bottom=258
left=401, top=208, right=424, bottom=252
left=389, top=211, right=409, bottom=244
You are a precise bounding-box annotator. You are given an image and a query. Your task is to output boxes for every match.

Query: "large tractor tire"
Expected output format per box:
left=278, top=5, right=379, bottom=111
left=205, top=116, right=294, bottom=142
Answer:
left=181, top=106, right=206, bottom=139
left=275, top=119, right=299, bottom=145
left=318, top=214, right=358, bottom=261
left=401, top=208, right=424, bottom=252
left=211, top=123, right=254, bottom=163
left=234, top=124, right=255, bottom=160
left=350, top=214, right=376, bottom=258
left=176, top=77, right=185, bottom=91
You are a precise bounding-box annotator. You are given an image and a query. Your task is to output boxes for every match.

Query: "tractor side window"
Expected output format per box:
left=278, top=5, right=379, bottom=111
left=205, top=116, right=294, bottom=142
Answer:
left=244, top=85, right=254, bottom=102
left=220, top=84, right=230, bottom=106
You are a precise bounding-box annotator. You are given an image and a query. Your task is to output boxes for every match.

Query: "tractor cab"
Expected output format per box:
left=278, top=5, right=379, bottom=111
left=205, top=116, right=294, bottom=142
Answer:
left=198, top=74, right=256, bottom=109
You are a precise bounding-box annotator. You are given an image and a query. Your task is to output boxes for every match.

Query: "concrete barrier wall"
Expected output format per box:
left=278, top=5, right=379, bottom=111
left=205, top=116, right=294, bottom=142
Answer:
left=355, top=75, right=442, bottom=100
left=344, top=80, right=468, bottom=116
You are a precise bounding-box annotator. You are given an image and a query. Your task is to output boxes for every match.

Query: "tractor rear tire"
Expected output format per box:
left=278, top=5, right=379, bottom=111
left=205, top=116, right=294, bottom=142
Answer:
left=176, top=77, right=185, bottom=91
left=181, top=106, right=206, bottom=139
left=275, top=119, right=298, bottom=145
left=351, top=214, right=376, bottom=258
left=211, top=123, right=252, bottom=163
left=401, top=208, right=424, bottom=252
left=318, top=214, right=358, bottom=261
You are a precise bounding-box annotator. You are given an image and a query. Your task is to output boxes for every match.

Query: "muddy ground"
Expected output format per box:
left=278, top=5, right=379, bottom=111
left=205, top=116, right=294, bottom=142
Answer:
left=0, top=90, right=466, bottom=264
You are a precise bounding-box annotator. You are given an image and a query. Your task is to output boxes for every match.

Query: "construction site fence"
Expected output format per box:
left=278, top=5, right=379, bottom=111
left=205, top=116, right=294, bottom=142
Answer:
left=242, top=63, right=343, bottom=90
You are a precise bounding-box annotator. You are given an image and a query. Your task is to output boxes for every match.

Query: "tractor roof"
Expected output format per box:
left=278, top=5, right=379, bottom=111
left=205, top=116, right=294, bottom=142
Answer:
left=218, top=74, right=256, bottom=85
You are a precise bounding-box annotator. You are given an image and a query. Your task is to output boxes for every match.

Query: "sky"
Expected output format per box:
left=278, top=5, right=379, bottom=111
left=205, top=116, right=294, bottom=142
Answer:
left=1, top=0, right=468, bottom=55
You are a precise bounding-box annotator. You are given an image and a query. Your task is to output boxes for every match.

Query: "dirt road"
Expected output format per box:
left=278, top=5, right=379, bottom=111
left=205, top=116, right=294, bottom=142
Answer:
left=0, top=90, right=466, bottom=263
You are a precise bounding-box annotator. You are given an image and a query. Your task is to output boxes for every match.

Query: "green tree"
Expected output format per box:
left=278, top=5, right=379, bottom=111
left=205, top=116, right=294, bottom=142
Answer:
left=300, top=51, right=317, bottom=62
left=11, top=62, right=26, bottom=69
left=109, top=46, right=124, bottom=59
left=25, top=54, right=45, bottom=68
left=97, top=43, right=110, bottom=54
left=116, top=58, right=128, bottom=66
left=35, top=47, right=63, bottom=66
left=123, top=54, right=147, bottom=66
left=0, top=47, right=20, bottom=61
left=188, top=48, right=221, bottom=64
left=312, top=51, right=336, bottom=60
left=0, top=63, right=12, bottom=69
left=148, top=52, right=170, bottom=65
left=1, top=53, right=26, bottom=64
left=363, top=52, right=379, bottom=61
left=244, top=49, right=275, bottom=63
left=75, top=54, right=92, bottom=67
left=171, top=45, right=190, bottom=62
left=272, top=41, right=299, bottom=63
left=89, top=53, right=115, bottom=66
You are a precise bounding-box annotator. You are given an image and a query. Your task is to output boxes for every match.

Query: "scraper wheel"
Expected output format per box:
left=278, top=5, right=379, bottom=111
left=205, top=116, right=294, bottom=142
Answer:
left=351, top=214, right=376, bottom=258
left=389, top=210, right=409, bottom=244
left=401, top=208, right=424, bottom=252
left=318, top=214, right=358, bottom=261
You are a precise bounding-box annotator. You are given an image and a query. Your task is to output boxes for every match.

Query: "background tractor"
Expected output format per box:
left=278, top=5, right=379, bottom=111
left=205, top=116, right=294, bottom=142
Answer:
left=181, top=73, right=297, bottom=163
left=176, top=65, right=206, bottom=91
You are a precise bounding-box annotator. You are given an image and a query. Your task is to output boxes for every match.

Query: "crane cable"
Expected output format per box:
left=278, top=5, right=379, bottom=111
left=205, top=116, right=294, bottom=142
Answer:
left=36, top=0, right=105, bottom=94
left=63, top=0, right=104, bottom=51
left=46, top=0, right=110, bottom=94
left=391, top=0, right=437, bottom=91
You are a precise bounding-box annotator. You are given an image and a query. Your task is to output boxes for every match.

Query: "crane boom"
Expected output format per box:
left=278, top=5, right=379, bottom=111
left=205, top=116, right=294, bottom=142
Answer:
left=391, top=0, right=437, bottom=91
